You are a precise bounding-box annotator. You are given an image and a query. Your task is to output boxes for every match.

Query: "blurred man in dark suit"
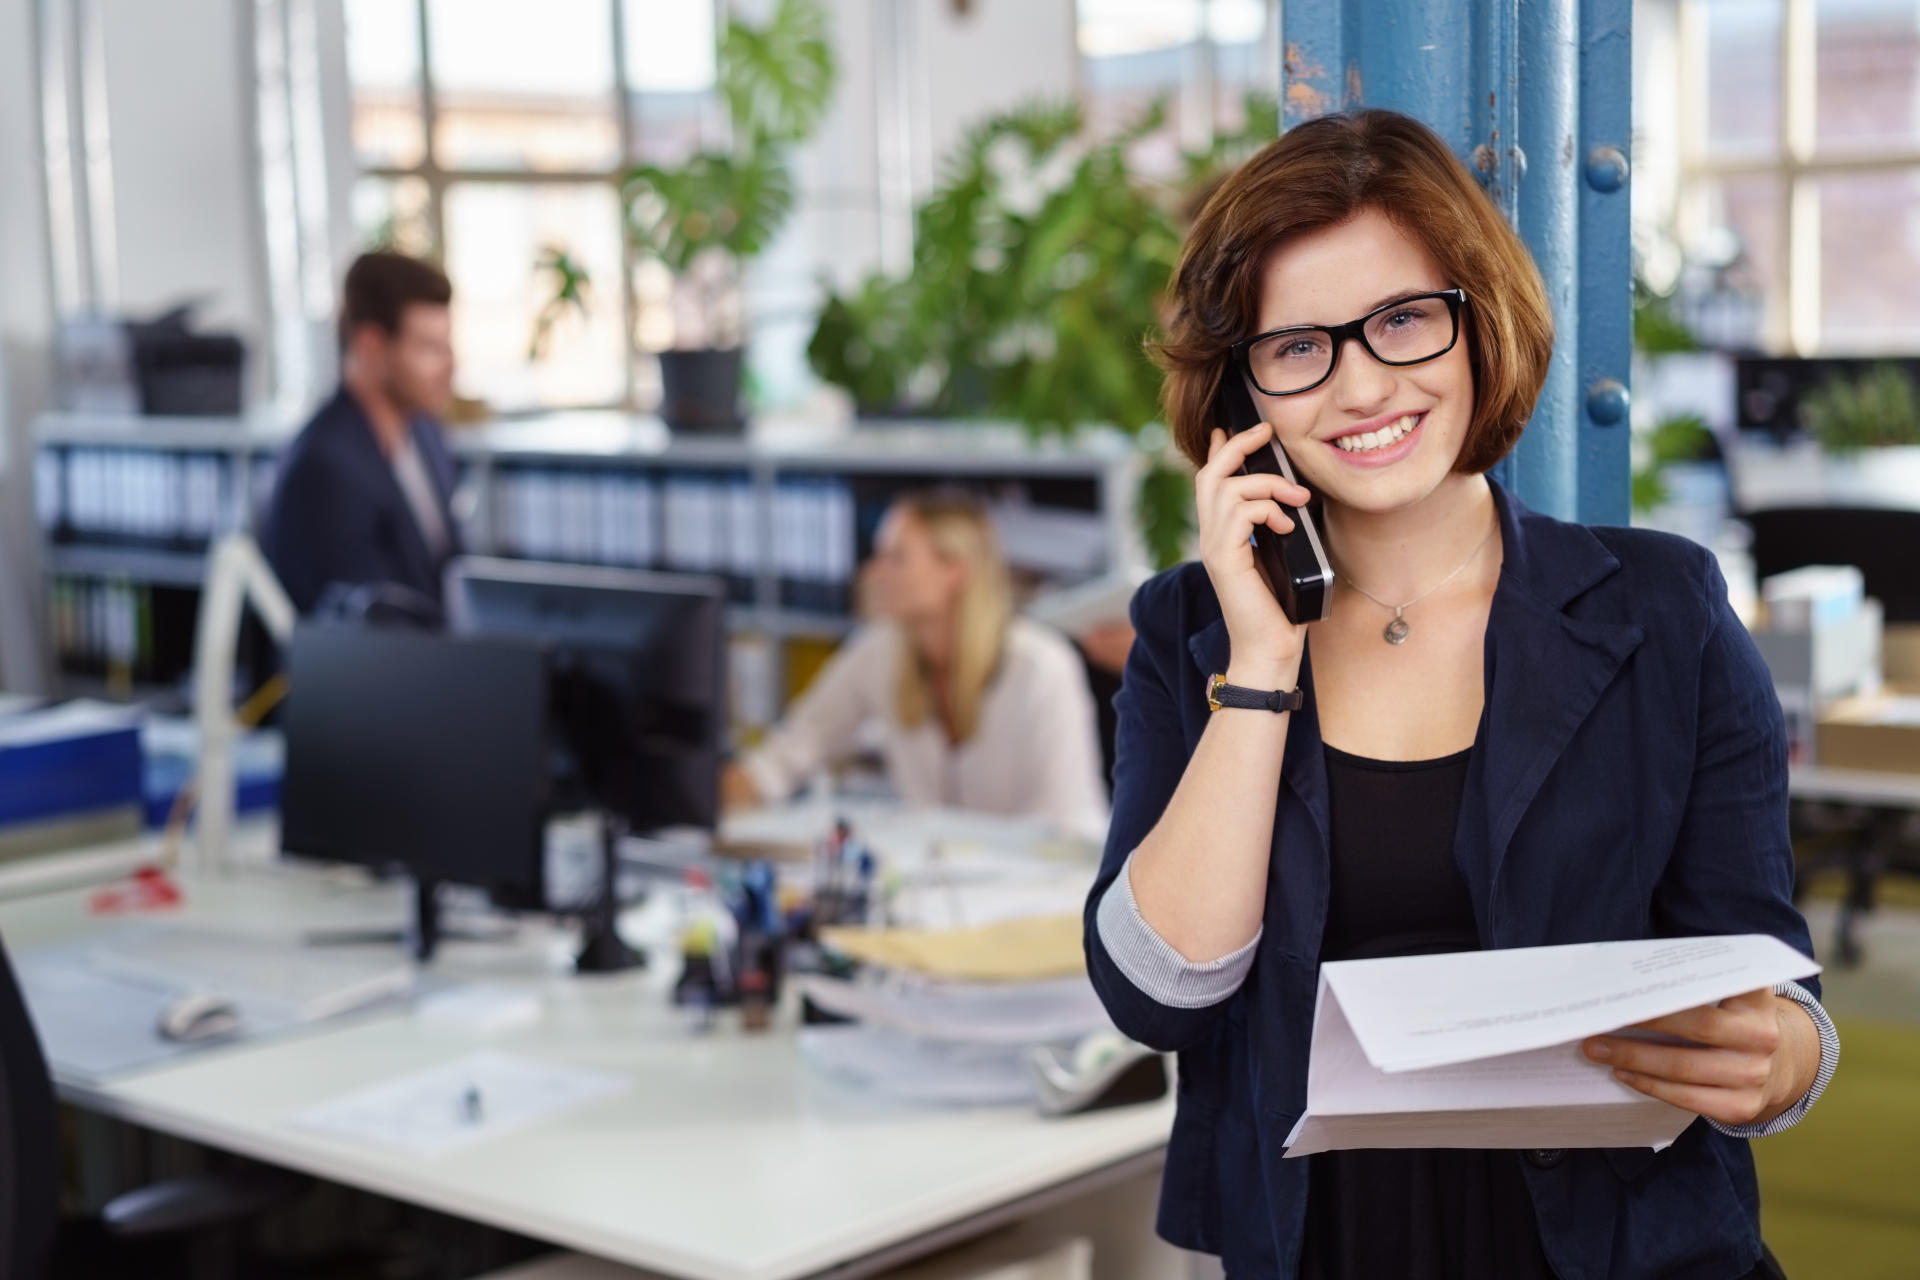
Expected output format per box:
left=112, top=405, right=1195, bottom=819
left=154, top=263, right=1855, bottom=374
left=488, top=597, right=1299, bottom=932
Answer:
left=265, top=251, right=462, bottom=616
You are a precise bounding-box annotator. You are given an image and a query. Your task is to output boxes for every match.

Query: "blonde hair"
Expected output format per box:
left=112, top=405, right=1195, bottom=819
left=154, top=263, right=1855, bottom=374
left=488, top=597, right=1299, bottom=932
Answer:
left=891, top=490, right=1012, bottom=745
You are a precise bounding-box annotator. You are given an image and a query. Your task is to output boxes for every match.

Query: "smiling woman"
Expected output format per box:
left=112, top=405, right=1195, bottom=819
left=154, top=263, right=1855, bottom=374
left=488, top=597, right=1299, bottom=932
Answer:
left=1086, top=109, right=1836, bottom=1280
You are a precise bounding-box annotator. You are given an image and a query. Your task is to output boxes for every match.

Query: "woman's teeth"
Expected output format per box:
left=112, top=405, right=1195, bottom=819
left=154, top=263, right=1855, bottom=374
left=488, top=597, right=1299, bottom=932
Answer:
left=1334, top=413, right=1421, bottom=453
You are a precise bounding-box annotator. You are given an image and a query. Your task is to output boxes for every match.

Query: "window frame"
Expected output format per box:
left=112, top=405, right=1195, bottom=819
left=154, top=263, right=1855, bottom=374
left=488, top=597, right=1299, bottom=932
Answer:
left=1678, top=0, right=1920, bottom=354
left=353, top=0, right=722, bottom=410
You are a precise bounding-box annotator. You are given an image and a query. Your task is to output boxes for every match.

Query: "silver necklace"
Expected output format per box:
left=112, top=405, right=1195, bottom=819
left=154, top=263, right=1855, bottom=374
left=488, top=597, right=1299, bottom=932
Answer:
left=1340, top=524, right=1497, bottom=645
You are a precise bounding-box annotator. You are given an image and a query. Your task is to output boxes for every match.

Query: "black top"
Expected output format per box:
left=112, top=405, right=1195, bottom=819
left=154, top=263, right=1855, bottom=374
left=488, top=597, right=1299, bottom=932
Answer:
left=1297, top=743, right=1556, bottom=1280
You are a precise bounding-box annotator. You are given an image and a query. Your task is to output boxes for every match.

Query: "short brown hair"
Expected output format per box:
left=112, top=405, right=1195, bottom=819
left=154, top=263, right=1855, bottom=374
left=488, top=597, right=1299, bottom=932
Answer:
left=1154, top=110, right=1554, bottom=473
left=339, top=251, right=452, bottom=348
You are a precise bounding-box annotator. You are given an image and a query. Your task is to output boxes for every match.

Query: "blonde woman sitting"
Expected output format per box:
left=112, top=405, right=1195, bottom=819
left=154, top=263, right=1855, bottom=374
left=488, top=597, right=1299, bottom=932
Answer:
left=722, top=489, right=1110, bottom=841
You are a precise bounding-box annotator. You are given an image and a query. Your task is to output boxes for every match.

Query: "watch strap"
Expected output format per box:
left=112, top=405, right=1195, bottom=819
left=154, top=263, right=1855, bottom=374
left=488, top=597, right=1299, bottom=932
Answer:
left=1206, top=673, right=1304, bottom=714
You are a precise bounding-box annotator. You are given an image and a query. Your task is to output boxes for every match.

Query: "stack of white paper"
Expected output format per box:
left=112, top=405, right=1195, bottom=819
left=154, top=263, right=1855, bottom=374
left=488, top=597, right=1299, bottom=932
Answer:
left=1284, top=934, right=1820, bottom=1157
left=791, top=974, right=1111, bottom=1045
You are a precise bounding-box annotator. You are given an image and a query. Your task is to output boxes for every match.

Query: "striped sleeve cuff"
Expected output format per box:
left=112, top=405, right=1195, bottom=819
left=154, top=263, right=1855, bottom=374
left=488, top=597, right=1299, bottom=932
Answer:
left=1094, top=855, right=1259, bottom=1009
left=1708, top=980, right=1840, bottom=1139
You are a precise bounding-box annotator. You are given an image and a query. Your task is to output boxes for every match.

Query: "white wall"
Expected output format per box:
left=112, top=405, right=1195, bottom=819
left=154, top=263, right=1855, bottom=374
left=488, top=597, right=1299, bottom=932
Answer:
left=0, top=0, right=57, bottom=691
left=1632, top=0, right=1682, bottom=291
left=96, top=0, right=270, bottom=395
left=748, top=0, right=1079, bottom=410
left=921, top=0, right=1077, bottom=167
left=1, top=0, right=56, bottom=441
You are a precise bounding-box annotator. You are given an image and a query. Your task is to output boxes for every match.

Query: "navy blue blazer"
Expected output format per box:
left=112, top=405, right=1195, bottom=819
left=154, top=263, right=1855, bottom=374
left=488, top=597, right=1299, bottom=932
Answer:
left=264, top=388, right=463, bottom=614
left=1085, top=481, right=1816, bottom=1280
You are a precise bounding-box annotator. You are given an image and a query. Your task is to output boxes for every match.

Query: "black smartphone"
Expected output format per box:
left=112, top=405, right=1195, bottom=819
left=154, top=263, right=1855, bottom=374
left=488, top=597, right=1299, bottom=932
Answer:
left=1217, top=372, right=1334, bottom=624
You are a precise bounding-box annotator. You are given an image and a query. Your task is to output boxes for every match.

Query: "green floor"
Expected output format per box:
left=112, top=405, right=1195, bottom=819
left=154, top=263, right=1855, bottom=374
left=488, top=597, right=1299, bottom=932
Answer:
left=1750, top=890, right=1920, bottom=1280
left=1757, top=1017, right=1920, bottom=1280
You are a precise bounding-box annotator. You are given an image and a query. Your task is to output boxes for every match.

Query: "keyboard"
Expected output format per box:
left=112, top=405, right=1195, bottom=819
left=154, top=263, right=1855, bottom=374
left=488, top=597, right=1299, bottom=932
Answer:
left=88, top=925, right=415, bottom=1022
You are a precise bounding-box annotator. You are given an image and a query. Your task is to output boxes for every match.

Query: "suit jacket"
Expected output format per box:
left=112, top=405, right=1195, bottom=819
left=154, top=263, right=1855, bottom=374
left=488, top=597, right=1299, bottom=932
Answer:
left=264, top=388, right=462, bottom=614
left=1085, top=480, right=1817, bottom=1279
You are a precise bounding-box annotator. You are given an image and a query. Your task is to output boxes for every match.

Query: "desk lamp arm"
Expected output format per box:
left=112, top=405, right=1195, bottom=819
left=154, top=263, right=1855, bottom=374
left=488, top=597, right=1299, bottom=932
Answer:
left=189, top=534, right=295, bottom=872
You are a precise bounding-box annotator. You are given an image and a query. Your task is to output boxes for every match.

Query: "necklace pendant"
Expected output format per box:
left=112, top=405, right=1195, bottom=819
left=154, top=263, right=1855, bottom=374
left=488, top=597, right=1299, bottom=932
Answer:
left=1383, top=615, right=1411, bottom=645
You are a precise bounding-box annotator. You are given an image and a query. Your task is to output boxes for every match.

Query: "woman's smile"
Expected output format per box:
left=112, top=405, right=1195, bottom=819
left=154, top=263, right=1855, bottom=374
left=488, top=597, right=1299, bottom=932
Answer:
left=1325, top=410, right=1427, bottom=468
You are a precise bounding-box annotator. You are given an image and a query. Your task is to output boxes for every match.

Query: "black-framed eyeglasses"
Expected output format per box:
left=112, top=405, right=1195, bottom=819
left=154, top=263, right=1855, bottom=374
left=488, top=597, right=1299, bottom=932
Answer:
left=1231, top=288, right=1469, bottom=397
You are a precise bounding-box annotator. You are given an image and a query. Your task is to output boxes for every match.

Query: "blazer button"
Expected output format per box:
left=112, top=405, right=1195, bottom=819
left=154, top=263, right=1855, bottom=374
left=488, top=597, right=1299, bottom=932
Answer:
left=1525, top=1148, right=1567, bottom=1169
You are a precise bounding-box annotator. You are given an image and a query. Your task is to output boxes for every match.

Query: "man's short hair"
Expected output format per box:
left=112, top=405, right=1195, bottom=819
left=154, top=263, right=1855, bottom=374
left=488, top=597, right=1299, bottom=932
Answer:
left=338, top=251, right=452, bottom=349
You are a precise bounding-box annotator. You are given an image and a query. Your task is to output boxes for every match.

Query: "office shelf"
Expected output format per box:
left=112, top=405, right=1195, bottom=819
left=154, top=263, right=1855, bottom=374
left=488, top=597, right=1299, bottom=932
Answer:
left=34, top=408, right=1144, bottom=714
left=47, top=544, right=211, bottom=588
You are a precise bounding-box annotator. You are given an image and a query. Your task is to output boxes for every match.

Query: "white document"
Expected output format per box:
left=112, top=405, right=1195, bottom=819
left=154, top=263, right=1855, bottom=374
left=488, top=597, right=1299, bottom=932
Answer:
left=289, top=1051, right=629, bottom=1158
left=1283, top=934, right=1820, bottom=1158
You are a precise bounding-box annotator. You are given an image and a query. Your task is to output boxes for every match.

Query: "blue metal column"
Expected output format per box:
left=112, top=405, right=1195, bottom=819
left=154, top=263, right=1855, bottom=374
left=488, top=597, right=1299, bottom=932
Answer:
left=1279, top=0, right=1632, bottom=525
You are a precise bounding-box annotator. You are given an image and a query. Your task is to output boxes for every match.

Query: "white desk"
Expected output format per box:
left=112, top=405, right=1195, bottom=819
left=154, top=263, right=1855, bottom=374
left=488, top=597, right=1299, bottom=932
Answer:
left=1787, top=765, right=1920, bottom=967
left=1789, top=764, right=1920, bottom=809
left=1, top=829, right=1174, bottom=1280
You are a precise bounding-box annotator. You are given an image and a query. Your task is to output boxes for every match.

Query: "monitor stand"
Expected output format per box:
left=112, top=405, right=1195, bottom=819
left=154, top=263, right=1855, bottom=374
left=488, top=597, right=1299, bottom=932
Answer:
left=574, top=812, right=646, bottom=974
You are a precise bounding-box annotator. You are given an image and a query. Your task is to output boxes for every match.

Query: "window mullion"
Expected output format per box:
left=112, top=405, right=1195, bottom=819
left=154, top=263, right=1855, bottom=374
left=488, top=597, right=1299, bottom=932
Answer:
left=1780, top=0, right=1813, bottom=352
left=611, top=0, right=638, bottom=408
left=414, top=0, right=445, bottom=259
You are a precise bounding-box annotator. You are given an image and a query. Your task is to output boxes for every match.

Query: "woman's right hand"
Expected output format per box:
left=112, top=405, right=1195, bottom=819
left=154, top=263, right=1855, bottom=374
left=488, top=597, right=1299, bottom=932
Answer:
left=1198, top=424, right=1312, bottom=684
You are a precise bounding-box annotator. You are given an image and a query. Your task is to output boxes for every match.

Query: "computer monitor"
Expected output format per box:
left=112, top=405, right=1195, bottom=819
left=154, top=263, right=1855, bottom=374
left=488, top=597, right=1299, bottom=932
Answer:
left=445, top=557, right=729, bottom=836
left=279, top=622, right=552, bottom=957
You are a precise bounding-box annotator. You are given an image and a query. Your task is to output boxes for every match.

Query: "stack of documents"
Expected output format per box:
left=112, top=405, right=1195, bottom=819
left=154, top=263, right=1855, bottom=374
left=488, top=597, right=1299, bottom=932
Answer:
left=818, top=914, right=1086, bottom=982
left=1284, top=934, right=1819, bottom=1156
left=796, top=973, right=1116, bottom=1109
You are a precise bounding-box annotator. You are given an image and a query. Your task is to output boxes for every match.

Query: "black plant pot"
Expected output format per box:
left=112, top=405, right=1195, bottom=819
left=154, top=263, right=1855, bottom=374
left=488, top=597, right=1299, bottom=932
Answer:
left=659, top=348, right=745, bottom=434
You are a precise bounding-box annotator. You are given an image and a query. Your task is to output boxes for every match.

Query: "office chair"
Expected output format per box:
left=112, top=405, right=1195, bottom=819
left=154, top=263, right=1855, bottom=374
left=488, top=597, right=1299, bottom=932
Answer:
left=0, top=934, right=303, bottom=1279
left=1741, top=505, right=1920, bottom=965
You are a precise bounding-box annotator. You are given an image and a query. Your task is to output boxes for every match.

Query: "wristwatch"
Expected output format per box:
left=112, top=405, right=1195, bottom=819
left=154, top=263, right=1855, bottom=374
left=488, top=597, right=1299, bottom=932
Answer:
left=1205, top=672, right=1304, bottom=714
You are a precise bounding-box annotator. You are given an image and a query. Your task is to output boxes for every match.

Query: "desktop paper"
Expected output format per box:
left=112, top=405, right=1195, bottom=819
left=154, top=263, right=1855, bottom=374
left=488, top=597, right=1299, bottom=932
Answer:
left=289, top=1051, right=628, bottom=1158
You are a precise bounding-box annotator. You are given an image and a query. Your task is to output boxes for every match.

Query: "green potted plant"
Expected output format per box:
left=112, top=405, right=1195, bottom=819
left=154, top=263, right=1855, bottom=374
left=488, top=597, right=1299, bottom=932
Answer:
left=1802, top=363, right=1920, bottom=455
left=806, top=93, right=1279, bottom=568
left=622, top=0, right=835, bottom=431
left=1630, top=413, right=1716, bottom=515
left=1800, top=362, right=1920, bottom=506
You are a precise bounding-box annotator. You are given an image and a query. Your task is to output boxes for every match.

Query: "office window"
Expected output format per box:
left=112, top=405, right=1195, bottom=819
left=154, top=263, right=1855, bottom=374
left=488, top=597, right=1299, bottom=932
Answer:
left=343, top=0, right=723, bottom=411
left=1700, top=0, right=1781, bottom=157
left=1075, top=0, right=1277, bottom=177
left=1815, top=0, right=1920, bottom=150
left=1818, top=167, right=1920, bottom=350
left=1675, top=0, right=1920, bottom=353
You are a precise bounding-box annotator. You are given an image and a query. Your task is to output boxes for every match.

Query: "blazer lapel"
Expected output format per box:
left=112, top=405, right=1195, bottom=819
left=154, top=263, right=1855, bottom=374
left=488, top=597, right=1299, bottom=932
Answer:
left=1178, top=483, right=1641, bottom=957
left=1455, top=485, right=1645, bottom=944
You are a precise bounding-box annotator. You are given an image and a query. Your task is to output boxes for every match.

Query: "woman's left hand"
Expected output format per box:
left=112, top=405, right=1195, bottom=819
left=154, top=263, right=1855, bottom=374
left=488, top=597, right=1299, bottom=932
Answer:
left=1582, top=988, right=1811, bottom=1128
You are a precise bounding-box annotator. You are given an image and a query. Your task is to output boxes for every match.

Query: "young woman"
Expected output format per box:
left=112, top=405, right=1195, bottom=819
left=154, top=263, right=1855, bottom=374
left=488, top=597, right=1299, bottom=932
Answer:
left=1085, top=110, right=1837, bottom=1279
left=724, top=489, right=1109, bottom=840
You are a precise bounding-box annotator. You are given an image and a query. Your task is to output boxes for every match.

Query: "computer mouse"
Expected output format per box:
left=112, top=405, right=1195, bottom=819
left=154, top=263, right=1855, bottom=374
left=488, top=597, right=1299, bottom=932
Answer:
left=157, top=992, right=240, bottom=1043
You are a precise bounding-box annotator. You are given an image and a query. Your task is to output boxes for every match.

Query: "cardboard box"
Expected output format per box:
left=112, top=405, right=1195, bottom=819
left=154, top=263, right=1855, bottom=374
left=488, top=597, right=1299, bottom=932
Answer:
left=1883, top=623, right=1920, bottom=691
left=1816, top=692, right=1920, bottom=776
left=1751, top=598, right=1883, bottom=702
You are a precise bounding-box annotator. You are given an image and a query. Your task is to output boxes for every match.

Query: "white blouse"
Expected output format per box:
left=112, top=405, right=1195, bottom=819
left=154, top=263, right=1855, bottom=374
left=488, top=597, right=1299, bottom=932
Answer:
left=740, top=618, right=1110, bottom=841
